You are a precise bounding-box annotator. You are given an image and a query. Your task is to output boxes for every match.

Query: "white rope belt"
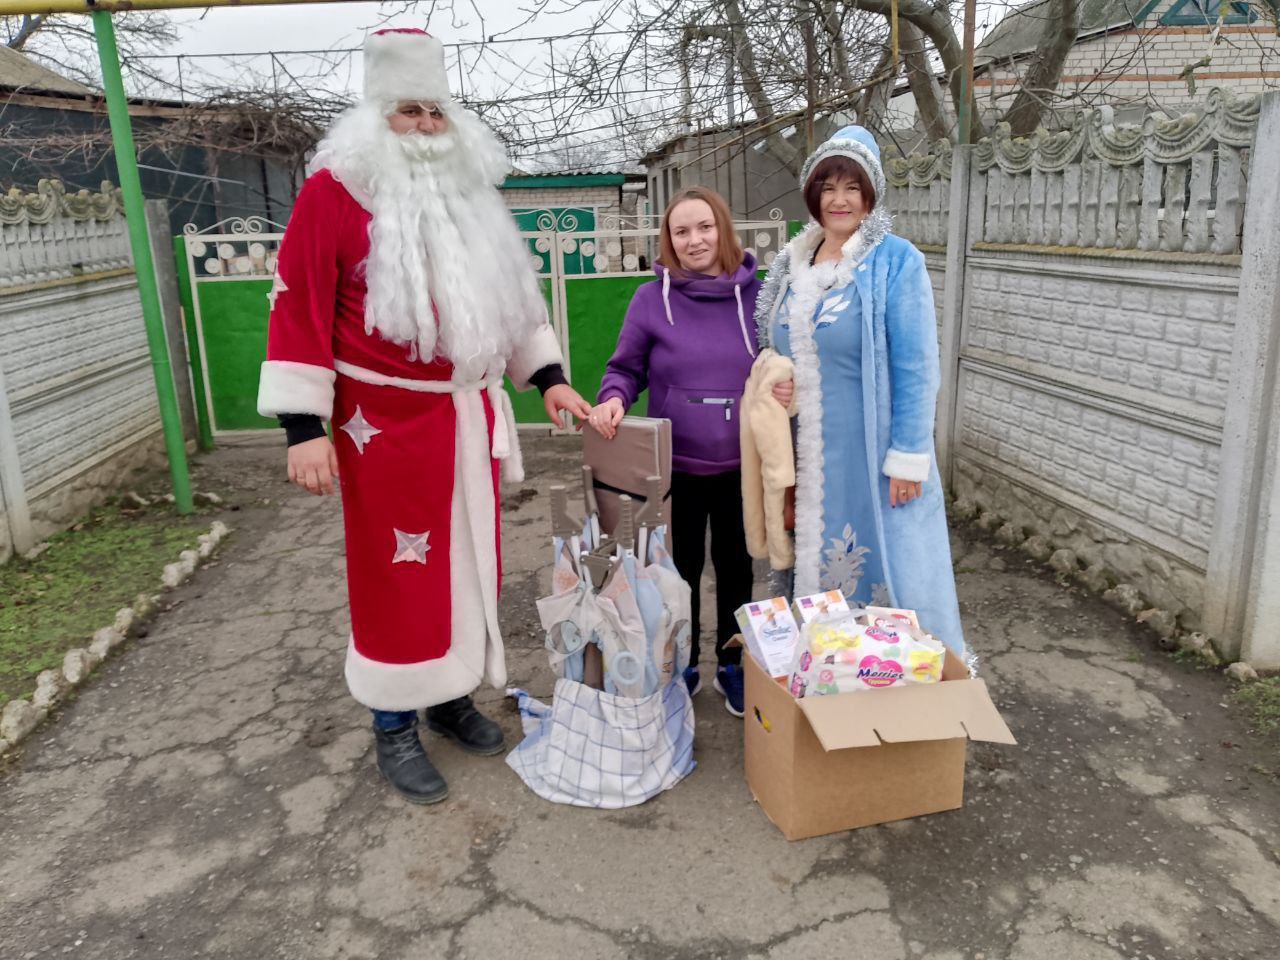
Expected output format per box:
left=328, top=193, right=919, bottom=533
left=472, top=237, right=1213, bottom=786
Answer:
left=333, top=359, right=524, bottom=482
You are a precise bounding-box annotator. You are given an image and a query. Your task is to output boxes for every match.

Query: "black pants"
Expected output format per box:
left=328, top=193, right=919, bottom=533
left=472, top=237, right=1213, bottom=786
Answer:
left=670, top=469, right=753, bottom=668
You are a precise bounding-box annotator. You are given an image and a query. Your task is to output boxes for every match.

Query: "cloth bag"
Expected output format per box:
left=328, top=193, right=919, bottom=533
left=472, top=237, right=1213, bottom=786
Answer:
left=506, top=678, right=695, bottom=808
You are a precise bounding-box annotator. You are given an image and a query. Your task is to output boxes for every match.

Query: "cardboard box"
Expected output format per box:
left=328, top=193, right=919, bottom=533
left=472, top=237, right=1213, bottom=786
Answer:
left=742, top=645, right=1016, bottom=840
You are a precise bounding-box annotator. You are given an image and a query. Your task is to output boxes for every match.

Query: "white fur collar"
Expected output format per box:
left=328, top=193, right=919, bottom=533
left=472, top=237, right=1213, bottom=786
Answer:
left=753, top=209, right=892, bottom=350
left=788, top=208, right=891, bottom=291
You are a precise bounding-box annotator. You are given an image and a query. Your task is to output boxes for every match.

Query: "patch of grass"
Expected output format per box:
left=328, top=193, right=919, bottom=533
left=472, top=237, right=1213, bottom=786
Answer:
left=0, top=501, right=207, bottom=711
left=1233, top=675, right=1280, bottom=740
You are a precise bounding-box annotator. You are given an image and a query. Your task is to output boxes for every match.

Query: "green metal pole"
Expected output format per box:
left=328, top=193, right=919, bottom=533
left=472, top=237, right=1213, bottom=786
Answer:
left=92, top=10, right=194, bottom=513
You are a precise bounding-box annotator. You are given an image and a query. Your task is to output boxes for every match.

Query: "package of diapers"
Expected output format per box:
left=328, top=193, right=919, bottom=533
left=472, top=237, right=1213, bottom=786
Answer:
left=786, top=608, right=945, bottom=698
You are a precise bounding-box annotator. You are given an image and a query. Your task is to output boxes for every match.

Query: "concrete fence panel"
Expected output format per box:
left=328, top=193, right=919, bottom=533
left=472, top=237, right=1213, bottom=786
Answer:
left=887, top=88, right=1280, bottom=666
left=0, top=181, right=175, bottom=563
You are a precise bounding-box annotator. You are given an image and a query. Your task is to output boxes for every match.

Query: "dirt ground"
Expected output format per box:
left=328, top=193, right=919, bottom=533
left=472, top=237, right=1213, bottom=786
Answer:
left=0, top=434, right=1276, bottom=960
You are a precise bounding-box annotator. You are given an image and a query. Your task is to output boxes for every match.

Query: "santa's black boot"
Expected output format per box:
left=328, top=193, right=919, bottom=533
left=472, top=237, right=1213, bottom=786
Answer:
left=373, top=719, right=449, bottom=804
left=425, top=695, right=505, bottom=756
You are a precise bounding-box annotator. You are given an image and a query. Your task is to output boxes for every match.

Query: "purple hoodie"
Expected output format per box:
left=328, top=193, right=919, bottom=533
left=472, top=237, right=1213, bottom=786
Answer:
left=597, top=253, right=761, bottom=474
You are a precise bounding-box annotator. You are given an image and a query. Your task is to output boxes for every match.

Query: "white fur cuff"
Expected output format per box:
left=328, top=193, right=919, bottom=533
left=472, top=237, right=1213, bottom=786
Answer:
left=505, top=324, right=564, bottom=392
left=257, top=360, right=336, bottom=419
left=344, top=637, right=481, bottom=711
left=881, top=448, right=932, bottom=483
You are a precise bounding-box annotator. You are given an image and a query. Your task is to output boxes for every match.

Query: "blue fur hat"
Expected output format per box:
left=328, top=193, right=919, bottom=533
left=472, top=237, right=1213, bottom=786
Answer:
left=800, top=124, right=885, bottom=202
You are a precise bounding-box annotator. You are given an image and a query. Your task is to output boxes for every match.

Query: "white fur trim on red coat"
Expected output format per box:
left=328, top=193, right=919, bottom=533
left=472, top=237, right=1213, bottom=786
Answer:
left=257, top=360, right=335, bottom=419
left=505, top=323, right=564, bottom=392
left=343, top=387, right=504, bottom=711
left=882, top=448, right=932, bottom=483
left=364, top=31, right=452, bottom=106
left=344, top=636, right=482, bottom=711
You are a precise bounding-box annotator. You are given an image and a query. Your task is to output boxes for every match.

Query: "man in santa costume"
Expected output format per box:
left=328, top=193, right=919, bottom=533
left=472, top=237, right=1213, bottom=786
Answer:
left=258, top=28, right=591, bottom=804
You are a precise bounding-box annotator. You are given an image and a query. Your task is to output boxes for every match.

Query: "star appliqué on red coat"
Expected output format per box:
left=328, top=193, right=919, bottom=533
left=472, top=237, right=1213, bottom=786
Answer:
left=340, top=406, right=382, bottom=454
left=392, top=529, right=430, bottom=565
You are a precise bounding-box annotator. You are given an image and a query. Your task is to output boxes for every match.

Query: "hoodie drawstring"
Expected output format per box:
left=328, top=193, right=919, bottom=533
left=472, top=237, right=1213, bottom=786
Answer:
left=734, top=283, right=756, bottom=358
left=661, top=270, right=675, bottom=326
left=662, top=270, right=755, bottom=358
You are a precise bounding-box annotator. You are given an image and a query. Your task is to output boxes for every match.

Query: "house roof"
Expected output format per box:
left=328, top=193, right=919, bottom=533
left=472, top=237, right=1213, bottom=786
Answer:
left=501, top=171, right=643, bottom=189
left=975, top=0, right=1162, bottom=65
left=638, top=119, right=762, bottom=166
left=0, top=45, right=95, bottom=96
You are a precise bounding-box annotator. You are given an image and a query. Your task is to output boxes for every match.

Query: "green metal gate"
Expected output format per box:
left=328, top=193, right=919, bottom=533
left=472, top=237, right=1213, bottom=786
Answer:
left=174, top=216, right=287, bottom=434
left=527, top=208, right=790, bottom=431
left=174, top=208, right=790, bottom=433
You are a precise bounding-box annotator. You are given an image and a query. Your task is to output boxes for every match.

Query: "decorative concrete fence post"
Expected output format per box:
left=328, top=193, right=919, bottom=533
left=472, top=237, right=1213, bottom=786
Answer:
left=936, top=144, right=977, bottom=486
left=144, top=200, right=198, bottom=445
left=0, top=355, right=34, bottom=560
left=1204, top=90, right=1280, bottom=668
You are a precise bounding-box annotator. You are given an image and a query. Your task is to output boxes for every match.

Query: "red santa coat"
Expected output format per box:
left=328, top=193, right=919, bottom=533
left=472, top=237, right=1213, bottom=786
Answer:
left=258, top=170, right=562, bottom=710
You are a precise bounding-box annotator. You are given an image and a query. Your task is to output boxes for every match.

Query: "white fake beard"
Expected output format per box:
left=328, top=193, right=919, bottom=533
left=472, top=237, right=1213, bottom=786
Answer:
left=310, top=102, right=546, bottom=382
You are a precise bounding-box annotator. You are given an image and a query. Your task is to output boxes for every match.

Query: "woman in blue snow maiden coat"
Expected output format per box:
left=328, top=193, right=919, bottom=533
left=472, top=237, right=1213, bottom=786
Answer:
left=756, top=125, right=966, bottom=655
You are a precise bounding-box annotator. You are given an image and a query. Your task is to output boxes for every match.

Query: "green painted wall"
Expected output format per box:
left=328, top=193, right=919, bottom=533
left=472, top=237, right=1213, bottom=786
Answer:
left=563, top=275, right=651, bottom=410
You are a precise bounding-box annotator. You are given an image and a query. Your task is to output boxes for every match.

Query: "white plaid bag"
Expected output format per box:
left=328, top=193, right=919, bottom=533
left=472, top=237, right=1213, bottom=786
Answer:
left=506, top=677, right=695, bottom=808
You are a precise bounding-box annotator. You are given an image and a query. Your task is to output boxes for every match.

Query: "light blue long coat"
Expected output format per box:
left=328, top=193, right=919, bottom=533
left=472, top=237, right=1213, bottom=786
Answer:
left=756, top=217, right=966, bottom=655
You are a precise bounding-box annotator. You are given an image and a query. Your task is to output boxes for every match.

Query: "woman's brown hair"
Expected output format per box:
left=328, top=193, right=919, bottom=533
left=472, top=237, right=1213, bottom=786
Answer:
left=803, top=156, right=877, bottom=223
left=657, top=186, right=745, bottom=276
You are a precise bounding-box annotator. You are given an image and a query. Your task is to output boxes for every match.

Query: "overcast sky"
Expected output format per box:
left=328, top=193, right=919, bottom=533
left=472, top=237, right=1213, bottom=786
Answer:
left=160, top=1, right=598, bottom=92
left=167, top=1, right=596, bottom=52
left=155, top=2, right=1001, bottom=98
left=129, top=2, right=1004, bottom=167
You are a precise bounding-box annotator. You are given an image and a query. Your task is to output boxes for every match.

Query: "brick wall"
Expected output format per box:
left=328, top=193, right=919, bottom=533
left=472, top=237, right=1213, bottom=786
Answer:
left=978, top=26, right=1280, bottom=110
left=500, top=186, right=622, bottom=224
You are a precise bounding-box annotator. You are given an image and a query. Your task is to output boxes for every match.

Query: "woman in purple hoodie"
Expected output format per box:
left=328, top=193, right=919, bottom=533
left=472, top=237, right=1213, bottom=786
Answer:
left=586, top=186, right=761, bottom=717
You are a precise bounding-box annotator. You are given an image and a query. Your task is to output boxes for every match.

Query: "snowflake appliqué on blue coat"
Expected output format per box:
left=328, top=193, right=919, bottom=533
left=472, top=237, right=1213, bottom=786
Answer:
left=778, top=291, right=851, bottom=331
left=821, top=524, right=870, bottom=597
left=813, top=293, right=852, bottom=328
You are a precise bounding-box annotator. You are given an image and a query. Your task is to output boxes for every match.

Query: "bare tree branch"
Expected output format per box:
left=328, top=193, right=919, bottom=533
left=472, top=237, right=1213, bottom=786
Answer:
left=5, top=14, right=48, bottom=50
left=1002, top=0, right=1080, bottom=136
left=857, top=43, right=895, bottom=131
left=3, top=11, right=178, bottom=90
left=899, top=21, right=950, bottom=143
